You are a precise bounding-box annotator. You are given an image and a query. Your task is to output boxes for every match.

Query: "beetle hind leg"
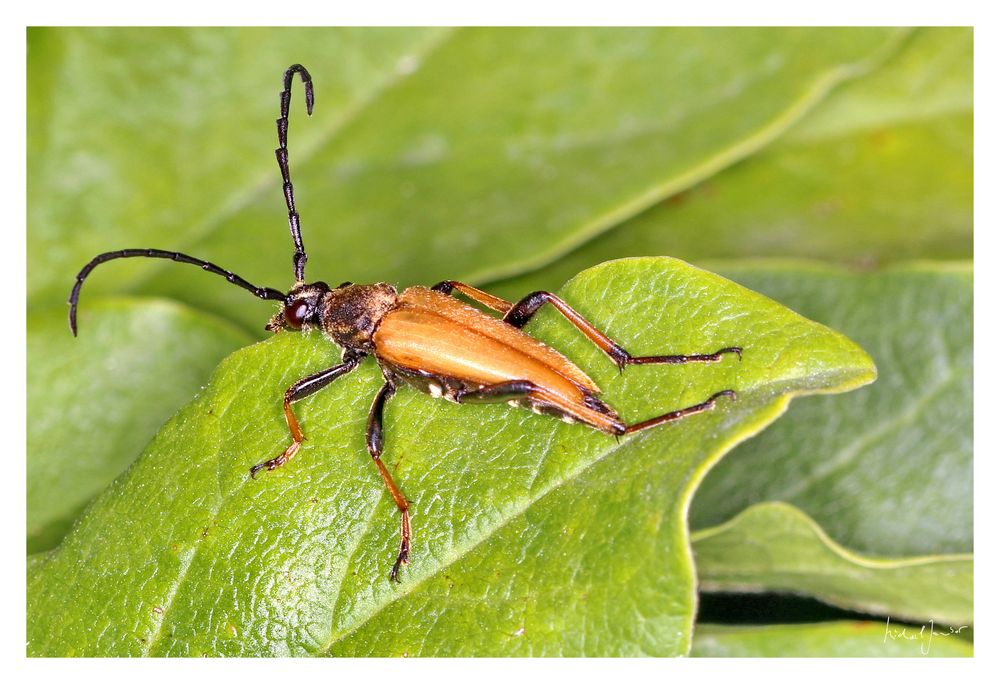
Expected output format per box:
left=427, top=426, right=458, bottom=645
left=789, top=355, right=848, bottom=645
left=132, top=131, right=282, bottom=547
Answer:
left=454, top=379, right=538, bottom=404
left=621, top=389, right=736, bottom=435
left=455, top=380, right=628, bottom=435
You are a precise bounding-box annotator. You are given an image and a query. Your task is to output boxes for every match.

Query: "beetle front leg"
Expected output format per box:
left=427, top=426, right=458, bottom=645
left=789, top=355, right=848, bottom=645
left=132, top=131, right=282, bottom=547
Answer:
left=504, top=290, right=741, bottom=369
left=250, top=352, right=365, bottom=478
left=366, top=381, right=412, bottom=582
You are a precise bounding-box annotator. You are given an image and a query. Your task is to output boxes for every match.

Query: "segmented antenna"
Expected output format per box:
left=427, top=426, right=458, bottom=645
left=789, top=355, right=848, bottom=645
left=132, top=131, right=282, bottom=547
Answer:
left=68, top=249, right=286, bottom=336
left=277, top=64, right=314, bottom=284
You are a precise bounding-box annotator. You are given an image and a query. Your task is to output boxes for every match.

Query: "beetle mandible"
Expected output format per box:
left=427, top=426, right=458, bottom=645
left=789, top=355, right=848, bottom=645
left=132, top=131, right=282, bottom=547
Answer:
left=69, top=64, right=742, bottom=582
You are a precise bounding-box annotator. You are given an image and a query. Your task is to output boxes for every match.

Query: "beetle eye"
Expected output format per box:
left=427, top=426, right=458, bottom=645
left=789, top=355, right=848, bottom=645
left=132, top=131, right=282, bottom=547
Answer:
left=284, top=299, right=309, bottom=329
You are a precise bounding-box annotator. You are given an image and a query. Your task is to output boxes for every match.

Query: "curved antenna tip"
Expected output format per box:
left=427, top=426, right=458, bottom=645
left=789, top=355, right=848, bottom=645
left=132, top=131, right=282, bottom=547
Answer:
left=68, top=286, right=81, bottom=336
left=285, top=64, right=314, bottom=115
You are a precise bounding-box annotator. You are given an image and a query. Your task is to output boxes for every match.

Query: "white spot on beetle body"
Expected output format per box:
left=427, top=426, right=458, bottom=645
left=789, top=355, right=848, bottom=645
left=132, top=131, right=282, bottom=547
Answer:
left=428, top=382, right=443, bottom=398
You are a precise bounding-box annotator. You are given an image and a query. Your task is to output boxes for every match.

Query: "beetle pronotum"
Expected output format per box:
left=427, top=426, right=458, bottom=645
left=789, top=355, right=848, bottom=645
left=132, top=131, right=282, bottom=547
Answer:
left=69, top=64, right=741, bottom=581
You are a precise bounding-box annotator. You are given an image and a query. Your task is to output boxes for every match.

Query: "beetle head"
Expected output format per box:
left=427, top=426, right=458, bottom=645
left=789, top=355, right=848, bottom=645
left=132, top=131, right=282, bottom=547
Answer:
left=266, top=281, right=398, bottom=352
left=266, top=281, right=332, bottom=333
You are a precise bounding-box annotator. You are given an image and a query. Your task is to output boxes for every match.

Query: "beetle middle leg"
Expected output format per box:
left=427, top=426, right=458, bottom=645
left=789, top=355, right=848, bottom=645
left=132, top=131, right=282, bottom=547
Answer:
left=250, top=352, right=365, bottom=478
left=366, top=380, right=411, bottom=582
left=503, top=290, right=742, bottom=369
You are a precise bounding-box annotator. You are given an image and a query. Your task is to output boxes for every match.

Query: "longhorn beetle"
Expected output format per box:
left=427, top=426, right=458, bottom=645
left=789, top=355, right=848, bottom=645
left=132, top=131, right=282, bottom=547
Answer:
left=69, top=64, right=742, bottom=582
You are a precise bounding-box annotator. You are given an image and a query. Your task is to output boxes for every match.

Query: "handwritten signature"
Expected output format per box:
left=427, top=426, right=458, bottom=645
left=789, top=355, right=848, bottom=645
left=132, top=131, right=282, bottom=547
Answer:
left=883, top=616, right=969, bottom=655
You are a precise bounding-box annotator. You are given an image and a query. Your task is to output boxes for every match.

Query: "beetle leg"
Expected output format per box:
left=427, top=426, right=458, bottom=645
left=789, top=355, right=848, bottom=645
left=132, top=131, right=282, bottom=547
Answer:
left=250, top=353, right=365, bottom=478
left=457, top=378, right=733, bottom=437
left=503, top=290, right=742, bottom=370
left=457, top=380, right=628, bottom=434
left=432, top=280, right=513, bottom=314
left=366, top=381, right=411, bottom=583
left=622, top=390, right=737, bottom=435
left=454, top=380, right=537, bottom=403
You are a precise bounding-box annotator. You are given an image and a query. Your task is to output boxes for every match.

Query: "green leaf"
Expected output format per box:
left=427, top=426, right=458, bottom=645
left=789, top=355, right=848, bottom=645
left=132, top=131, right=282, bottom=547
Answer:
left=692, top=502, right=973, bottom=625
left=27, top=551, right=53, bottom=581
left=27, top=299, right=253, bottom=553
left=29, top=27, right=907, bottom=334
left=691, top=621, right=973, bottom=657
left=488, top=27, right=972, bottom=300
left=691, top=262, right=972, bottom=557
left=26, top=258, right=873, bottom=656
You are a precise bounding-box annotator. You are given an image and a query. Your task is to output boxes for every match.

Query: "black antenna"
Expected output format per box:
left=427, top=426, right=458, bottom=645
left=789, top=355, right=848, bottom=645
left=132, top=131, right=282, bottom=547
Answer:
left=277, top=64, right=314, bottom=284
left=68, top=249, right=286, bottom=336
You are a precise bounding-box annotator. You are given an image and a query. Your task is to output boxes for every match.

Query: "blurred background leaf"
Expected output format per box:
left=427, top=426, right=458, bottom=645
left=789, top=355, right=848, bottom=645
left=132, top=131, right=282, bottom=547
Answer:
left=690, top=262, right=972, bottom=557
left=27, top=299, right=252, bottom=553
left=686, top=261, right=972, bottom=651
left=28, top=27, right=448, bottom=313
left=691, top=622, right=973, bottom=657
left=489, top=27, right=972, bottom=299
left=692, top=502, right=972, bottom=625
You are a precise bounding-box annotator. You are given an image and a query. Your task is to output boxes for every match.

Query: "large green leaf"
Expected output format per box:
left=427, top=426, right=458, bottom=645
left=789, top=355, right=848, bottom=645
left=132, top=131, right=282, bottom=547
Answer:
left=692, top=621, right=973, bottom=657
left=29, top=27, right=906, bottom=332
left=26, top=258, right=873, bottom=656
left=488, top=27, right=972, bottom=300
left=692, top=502, right=973, bottom=625
left=27, top=299, right=253, bottom=553
left=691, top=262, right=972, bottom=557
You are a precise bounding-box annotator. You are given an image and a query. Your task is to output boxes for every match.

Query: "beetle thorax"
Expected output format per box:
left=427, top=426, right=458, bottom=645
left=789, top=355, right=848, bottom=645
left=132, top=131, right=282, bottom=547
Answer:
left=319, top=283, right=399, bottom=351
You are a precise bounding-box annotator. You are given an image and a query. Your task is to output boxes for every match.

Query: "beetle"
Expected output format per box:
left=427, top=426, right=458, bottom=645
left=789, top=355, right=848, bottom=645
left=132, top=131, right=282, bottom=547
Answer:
left=69, top=64, right=741, bottom=582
